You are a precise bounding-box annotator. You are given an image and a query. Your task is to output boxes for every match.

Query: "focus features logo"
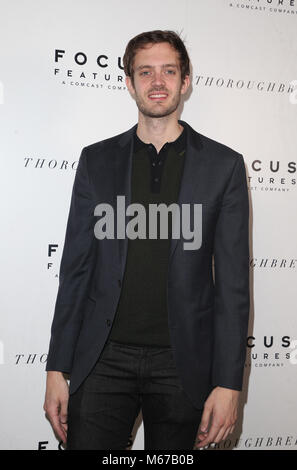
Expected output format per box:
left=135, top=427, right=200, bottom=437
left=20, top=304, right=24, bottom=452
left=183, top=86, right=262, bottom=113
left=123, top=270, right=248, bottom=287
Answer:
left=248, top=159, right=296, bottom=192
left=47, top=244, right=59, bottom=278
left=37, top=434, right=133, bottom=450
left=228, top=0, right=297, bottom=15
left=246, top=335, right=297, bottom=368
left=53, top=49, right=127, bottom=91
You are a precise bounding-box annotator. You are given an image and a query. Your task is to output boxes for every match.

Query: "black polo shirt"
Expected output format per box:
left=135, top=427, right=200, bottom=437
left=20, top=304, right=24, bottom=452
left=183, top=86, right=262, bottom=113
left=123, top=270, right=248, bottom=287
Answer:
left=108, top=125, right=186, bottom=346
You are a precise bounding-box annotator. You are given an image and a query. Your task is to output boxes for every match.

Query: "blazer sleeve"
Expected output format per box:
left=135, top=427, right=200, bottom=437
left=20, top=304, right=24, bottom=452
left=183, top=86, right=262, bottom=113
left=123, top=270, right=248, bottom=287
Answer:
left=212, top=154, right=250, bottom=390
left=46, top=147, right=95, bottom=373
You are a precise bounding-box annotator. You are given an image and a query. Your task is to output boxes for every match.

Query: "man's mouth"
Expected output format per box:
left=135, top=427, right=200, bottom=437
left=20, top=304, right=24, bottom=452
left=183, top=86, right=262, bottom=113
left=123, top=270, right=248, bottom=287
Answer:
left=148, top=92, right=168, bottom=101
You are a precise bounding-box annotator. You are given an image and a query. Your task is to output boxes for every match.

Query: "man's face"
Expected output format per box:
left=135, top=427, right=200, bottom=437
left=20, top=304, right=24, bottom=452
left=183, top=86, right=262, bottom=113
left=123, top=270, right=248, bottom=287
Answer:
left=126, top=42, right=190, bottom=119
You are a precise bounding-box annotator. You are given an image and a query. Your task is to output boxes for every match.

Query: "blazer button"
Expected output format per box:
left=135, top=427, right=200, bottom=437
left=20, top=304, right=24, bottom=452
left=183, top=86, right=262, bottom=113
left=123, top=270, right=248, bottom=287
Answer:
left=106, top=319, right=111, bottom=327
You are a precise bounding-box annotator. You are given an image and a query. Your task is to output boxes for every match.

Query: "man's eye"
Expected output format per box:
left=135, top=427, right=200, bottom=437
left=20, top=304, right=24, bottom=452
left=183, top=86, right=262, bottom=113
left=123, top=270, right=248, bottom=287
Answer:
left=140, top=71, right=150, bottom=76
left=165, top=70, right=175, bottom=74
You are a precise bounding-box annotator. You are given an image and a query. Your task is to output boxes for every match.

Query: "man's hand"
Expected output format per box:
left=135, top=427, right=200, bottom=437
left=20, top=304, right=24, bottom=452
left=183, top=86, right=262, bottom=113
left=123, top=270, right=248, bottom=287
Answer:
left=43, top=371, right=69, bottom=444
left=195, top=386, right=240, bottom=449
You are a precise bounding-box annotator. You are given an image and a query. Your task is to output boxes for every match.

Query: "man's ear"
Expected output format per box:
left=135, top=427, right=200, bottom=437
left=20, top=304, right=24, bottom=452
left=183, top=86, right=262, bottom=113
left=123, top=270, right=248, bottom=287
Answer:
left=181, top=74, right=190, bottom=95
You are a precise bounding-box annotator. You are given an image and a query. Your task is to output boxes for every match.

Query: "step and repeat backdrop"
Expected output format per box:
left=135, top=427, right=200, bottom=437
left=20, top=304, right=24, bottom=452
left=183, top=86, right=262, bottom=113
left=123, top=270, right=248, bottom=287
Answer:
left=0, top=0, right=296, bottom=450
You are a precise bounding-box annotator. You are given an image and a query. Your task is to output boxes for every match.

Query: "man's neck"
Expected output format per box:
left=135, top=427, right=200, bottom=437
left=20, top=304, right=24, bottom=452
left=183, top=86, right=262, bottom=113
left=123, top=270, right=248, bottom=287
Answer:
left=136, top=113, right=184, bottom=153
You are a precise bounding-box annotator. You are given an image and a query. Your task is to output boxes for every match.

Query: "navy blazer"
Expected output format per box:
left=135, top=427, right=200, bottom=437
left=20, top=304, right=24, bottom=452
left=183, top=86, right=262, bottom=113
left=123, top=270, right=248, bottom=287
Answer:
left=46, top=120, right=250, bottom=409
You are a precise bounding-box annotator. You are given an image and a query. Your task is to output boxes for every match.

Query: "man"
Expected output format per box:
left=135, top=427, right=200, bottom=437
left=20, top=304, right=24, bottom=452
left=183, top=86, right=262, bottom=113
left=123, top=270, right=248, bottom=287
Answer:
left=44, top=30, right=250, bottom=450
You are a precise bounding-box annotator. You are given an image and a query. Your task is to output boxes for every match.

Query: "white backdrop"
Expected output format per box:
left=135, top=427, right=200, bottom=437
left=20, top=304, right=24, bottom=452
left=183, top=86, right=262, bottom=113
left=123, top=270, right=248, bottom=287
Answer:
left=1, top=0, right=297, bottom=450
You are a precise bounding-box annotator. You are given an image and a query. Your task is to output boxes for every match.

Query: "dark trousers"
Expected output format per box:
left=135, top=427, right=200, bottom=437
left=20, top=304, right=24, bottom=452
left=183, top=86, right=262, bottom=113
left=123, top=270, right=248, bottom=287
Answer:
left=67, top=340, right=203, bottom=450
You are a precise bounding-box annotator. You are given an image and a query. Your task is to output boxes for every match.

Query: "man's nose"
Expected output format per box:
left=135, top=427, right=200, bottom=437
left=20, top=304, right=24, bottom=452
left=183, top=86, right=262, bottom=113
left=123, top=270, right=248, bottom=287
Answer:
left=151, top=70, right=165, bottom=86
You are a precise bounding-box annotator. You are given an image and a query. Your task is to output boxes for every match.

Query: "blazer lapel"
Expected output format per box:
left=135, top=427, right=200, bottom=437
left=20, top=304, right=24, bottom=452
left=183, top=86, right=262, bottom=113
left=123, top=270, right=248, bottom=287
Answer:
left=114, top=124, right=136, bottom=279
left=169, top=119, right=203, bottom=262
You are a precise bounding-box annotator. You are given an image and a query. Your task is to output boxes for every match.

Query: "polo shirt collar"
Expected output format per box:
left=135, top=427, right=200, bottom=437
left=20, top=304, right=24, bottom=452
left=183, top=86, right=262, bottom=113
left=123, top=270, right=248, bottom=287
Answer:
left=133, top=124, right=186, bottom=155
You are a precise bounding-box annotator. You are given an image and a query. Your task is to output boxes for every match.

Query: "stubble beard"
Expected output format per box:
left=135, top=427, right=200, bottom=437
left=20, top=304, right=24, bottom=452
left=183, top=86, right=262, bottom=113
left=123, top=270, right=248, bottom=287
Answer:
left=133, top=85, right=183, bottom=119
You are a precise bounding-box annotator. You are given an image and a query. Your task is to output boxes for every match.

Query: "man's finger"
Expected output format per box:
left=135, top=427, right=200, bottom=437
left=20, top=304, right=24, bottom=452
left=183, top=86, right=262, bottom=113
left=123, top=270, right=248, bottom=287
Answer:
left=196, top=421, right=222, bottom=448
left=199, top=405, right=211, bottom=434
left=60, top=421, right=68, bottom=436
left=60, top=399, right=68, bottom=433
left=46, top=406, right=67, bottom=443
left=213, top=425, right=228, bottom=444
left=195, top=406, right=212, bottom=447
left=221, top=425, right=232, bottom=442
